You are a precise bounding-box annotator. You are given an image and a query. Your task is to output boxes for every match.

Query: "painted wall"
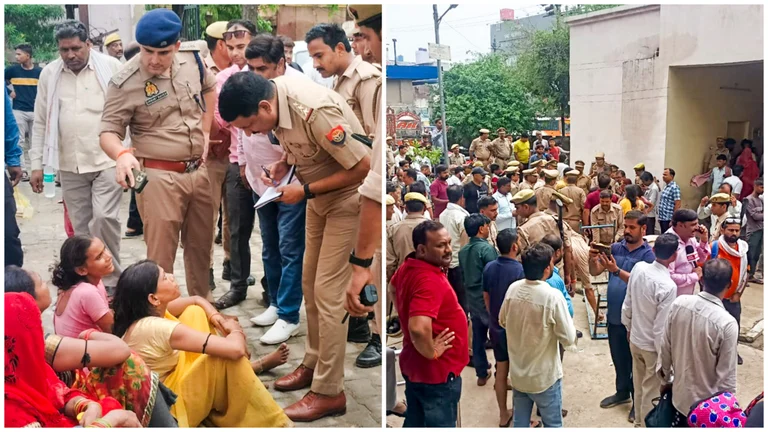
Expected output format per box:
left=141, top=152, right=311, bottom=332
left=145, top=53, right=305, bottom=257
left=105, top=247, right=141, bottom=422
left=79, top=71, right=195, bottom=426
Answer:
left=87, top=4, right=142, bottom=49
left=387, top=80, right=415, bottom=107
left=666, top=63, right=763, bottom=208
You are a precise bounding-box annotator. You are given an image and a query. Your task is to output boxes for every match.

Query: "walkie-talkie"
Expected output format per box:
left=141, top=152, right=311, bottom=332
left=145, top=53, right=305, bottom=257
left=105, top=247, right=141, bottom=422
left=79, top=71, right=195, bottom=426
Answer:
left=341, top=284, right=379, bottom=324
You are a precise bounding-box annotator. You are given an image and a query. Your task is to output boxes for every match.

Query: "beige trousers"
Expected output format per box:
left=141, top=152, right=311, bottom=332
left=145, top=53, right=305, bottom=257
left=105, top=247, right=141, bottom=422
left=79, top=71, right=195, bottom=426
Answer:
left=630, top=342, right=660, bottom=427
left=137, top=165, right=215, bottom=300
left=301, top=189, right=361, bottom=395
left=206, top=156, right=230, bottom=266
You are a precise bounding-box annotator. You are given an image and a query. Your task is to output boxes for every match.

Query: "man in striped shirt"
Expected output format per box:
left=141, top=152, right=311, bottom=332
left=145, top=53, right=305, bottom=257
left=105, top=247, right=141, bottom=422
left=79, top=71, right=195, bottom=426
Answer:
left=658, top=168, right=681, bottom=233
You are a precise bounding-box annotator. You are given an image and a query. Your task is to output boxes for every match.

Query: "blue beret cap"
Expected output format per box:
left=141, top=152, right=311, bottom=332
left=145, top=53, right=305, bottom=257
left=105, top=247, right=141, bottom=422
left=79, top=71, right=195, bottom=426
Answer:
left=136, top=9, right=182, bottom=48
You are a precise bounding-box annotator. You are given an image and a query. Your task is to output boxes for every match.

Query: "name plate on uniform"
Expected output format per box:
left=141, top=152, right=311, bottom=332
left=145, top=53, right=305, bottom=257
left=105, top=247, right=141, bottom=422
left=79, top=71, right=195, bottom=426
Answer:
left=144, top=80, right=168, bottom=106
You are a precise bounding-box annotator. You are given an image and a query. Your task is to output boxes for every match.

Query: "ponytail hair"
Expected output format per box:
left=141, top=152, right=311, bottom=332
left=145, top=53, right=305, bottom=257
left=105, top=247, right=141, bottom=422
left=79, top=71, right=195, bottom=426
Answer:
left=51, top=235, right=93, bottom=290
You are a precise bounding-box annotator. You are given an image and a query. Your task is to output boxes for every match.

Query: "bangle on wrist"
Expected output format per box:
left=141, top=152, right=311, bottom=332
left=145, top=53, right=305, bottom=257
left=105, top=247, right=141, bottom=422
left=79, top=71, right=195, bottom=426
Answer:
left=209, top=312, right=221, bottom=322
left=86, top=419, right=112, bottom=428
left=116, top=148, right=133, bottom=160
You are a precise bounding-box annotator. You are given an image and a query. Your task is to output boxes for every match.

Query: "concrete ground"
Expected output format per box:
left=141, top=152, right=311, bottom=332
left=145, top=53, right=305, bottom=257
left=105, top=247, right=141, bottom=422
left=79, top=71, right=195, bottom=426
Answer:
left=14, top=183, right=381, bottom=428
left=387, top=283, right=764, bottom=428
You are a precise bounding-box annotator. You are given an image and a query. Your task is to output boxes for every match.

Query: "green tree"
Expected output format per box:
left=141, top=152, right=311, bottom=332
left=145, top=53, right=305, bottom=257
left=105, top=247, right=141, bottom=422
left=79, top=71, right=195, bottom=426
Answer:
left=430, top=54, right=537, bottom=146
left=145, top=5, right=273, bottom=36
left=4, top=5, right=65, bottom=63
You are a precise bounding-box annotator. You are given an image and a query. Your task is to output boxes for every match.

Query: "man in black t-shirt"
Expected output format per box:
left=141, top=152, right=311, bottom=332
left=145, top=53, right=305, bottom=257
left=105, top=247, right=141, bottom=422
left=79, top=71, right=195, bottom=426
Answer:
left=4, top=44, right=42, bottom=179
left=464, top=167, right=490, bottom=213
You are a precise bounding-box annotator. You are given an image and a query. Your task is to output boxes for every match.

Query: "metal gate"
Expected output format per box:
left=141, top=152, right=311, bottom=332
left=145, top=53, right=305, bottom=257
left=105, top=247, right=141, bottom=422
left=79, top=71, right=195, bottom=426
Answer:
left=179, top=5, right=200, bottom=41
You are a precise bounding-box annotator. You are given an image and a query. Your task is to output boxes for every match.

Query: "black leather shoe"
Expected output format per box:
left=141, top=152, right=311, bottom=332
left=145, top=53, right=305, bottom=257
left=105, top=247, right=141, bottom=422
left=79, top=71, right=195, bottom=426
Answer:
left=355, top=333, right=382, bottom=368
left=247, top=275, right=256, bottom=286
left=257, top=276, right=270, bottom=308
left=347, top=316, right=371, bottom=343
left=221, top=260, right=231, bottom=281
left=214, top=290, right=246, bottom=310
left=209, top=268, right=216, bottom=291
left=600, top=393, right=632, bottom=408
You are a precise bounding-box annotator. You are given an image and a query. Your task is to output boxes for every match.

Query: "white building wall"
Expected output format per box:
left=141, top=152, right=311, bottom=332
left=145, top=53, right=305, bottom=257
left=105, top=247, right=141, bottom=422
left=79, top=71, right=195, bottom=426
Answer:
left=87, top=4, right=144, bottom=50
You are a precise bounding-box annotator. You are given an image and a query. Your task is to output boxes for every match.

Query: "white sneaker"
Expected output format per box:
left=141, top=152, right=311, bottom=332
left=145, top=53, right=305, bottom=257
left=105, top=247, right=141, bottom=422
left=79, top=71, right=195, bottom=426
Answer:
left=260, top=319, right=299, bottom=345
left=250, top=305, right=278, bottom=327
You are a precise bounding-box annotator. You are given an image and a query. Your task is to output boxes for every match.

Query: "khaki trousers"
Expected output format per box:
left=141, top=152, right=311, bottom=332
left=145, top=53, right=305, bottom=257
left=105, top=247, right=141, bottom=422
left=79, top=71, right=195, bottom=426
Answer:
left=630, top=342, right=660, bottom=427
left=206, top=157, right=230, bottom=266
left=302, top=189, right=360, bottom=395
left=60, top=167, right=123, bottom=287
left=137, top=165, right=215, bottom=300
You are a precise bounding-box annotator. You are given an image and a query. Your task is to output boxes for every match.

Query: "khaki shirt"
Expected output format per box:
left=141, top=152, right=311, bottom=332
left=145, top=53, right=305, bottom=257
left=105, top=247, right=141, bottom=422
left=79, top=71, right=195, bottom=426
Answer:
left=491, top=137, right=512, bottom=161
left=560, top=184, right=586, bottom=223
left=520, top=180, right=535, bottom=191
left=100, top=50, right=217, bottom=161
left=518, top=211, right=572, bottom=251
left=333, top=55, right=381, bottom=135
left=469, top=137, right=492, bottom=161
left=270, top=76, right=368, bottom=195
left=509, top=181, right=520, bottom=197
left=589, top=162, right=612, bottom=178
left=590, top=203, right=624, bottom=244
left=535, top=185, right=557, bottom=211
left=449, top=152, right=466, bottom=167
left=576, top=173, right=591, bottom=194
left=386, top=213, right=430, bottom=280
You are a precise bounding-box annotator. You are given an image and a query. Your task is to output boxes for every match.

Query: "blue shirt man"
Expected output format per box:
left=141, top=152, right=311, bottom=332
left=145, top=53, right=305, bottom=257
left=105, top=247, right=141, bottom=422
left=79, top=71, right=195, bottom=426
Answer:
left=5, top=86, right=23, bottom=267
left=547, top=267, right=573, bottom=317
left=607, top=240, right=655, bottom=325
left=5, top=87, right=21, bottom=168
left=483, top=256, right=525, bottom=344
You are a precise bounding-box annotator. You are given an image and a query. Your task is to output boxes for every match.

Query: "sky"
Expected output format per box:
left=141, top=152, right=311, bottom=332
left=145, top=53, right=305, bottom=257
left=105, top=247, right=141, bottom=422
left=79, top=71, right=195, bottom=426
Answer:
left=385, top=3, right=547, bottom=64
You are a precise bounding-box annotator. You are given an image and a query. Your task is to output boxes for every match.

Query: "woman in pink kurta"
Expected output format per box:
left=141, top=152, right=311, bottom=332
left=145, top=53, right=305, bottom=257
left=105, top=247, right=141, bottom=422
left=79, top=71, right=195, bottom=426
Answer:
left=737, top=144, right=759, bottom=197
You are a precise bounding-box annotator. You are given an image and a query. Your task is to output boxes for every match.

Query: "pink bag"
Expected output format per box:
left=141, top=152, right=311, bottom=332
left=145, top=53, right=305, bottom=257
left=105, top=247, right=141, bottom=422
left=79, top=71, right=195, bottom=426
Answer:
left=688, top=391, right=746, bottom=427
left=63, top=202, right=74, bottom=238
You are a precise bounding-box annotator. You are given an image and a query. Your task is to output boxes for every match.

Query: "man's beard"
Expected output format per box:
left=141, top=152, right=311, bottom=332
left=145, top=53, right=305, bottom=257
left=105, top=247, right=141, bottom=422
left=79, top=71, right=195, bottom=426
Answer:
left=724, top=235, right=739, bottom=244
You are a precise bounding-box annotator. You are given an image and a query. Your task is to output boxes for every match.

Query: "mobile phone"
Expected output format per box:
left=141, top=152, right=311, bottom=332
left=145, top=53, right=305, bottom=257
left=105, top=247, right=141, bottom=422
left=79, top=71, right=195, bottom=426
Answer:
left=132, top=169, right=149, bottom=193
left=594, top=243, right=612, bottom=257
left=360, top=284, right=379, bottom=306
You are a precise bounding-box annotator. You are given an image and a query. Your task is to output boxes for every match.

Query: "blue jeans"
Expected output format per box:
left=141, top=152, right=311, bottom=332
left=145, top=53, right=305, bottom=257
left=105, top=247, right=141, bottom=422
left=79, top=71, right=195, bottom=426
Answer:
left=403, top=374, right=462, bottom=427
left=470, top=309, right=490, bottom=379
left=512, top=379, right=563, bottom=428
left=255, top=193, right=306, bottom=324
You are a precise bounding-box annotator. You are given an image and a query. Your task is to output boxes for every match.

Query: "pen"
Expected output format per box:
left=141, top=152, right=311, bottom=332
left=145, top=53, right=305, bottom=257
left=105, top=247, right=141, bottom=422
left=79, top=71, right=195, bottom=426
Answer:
left=261, top=165, right=278, bottom=186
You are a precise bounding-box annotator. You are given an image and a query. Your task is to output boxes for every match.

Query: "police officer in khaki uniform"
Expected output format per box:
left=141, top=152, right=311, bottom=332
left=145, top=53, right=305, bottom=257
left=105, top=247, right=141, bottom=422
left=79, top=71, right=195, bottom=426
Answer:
left=535, top=169, right=559, bottom=211
left=589, top=151, right=612, bottom=178
left=491, top=127, right=512, bottom=166
left=218, top=71, right=370, bottom=421
left=469, top=128, right=492, bottom=167
left=520, top=168, right=538, bottom=190
left=575, top=160, right=591, bottom=194
left=386, top=192, right=430, bottom=280
left=590, top=191, right=625, bottom=244
left=306, top=23, right=381, bottom=135
left=449, top=143, right=466, bottom=166
left=100, top=9, right=218, bottom=300
left=560, top=169, right=587, bottom=233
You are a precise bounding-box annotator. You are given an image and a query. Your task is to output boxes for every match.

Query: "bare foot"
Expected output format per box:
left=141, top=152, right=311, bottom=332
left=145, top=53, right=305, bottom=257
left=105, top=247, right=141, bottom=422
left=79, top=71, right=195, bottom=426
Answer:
left=252, top=343, right=290, bottom=373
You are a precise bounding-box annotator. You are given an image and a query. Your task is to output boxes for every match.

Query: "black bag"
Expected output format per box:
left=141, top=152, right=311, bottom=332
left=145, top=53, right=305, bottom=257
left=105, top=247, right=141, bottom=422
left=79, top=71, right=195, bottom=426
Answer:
left=646, top=388, right=675, bottom=427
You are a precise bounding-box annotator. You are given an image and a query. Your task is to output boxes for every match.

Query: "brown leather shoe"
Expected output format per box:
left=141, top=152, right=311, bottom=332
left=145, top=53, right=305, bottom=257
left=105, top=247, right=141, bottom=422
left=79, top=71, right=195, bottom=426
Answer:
left=283, top=391, right=346, bottom=422
left=274, top=365, right=314, bottom=392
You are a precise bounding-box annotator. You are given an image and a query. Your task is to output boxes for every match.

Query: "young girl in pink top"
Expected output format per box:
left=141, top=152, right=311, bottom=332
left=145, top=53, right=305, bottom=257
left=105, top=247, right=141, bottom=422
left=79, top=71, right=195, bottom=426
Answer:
left=52, top=235, right=115, bottom=338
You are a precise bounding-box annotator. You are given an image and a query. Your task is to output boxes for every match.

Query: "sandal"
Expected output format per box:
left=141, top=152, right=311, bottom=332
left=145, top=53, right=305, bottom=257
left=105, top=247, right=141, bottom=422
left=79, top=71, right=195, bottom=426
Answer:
left=387, top=400, right=407, bottom=418
left=213, top=291, right=246, bottom=310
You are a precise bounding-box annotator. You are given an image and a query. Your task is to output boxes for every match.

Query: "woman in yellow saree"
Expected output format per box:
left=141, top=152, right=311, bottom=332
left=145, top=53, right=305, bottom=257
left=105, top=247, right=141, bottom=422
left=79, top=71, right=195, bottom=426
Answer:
left=112, top=260, right=292, bottom=428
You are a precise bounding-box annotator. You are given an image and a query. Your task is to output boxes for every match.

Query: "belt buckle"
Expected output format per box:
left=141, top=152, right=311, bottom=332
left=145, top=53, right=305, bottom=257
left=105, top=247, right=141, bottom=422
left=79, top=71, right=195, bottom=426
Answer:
left=184, top=159, right=201, bottom=173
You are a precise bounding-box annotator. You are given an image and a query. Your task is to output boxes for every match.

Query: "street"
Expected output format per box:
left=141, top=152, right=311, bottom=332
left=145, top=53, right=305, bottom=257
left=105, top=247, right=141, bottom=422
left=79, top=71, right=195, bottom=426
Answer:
left=15, top=183, right=382, bottom=428
left=387, top=281, right=764, bottom=428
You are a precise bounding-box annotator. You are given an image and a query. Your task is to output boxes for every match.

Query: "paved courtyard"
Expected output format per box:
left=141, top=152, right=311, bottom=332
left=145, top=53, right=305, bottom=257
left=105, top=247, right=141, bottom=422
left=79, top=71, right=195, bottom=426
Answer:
left=14, top=183, right=382, bottom=428
left=387, top=274, right=765, bottom=428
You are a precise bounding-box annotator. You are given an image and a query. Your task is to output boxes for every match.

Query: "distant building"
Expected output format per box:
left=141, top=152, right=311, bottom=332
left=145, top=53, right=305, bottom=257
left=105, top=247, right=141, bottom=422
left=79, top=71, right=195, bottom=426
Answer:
left=568, top=4, right=763, bottom=208
left=490, top=12, right=555, bottom=62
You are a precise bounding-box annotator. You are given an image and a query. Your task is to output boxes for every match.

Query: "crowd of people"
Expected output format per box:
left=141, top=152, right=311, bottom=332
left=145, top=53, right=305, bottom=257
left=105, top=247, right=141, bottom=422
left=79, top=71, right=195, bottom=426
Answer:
left=384, top=128, right=764, bottom=428
left=5, top=4, right=384, bottom=427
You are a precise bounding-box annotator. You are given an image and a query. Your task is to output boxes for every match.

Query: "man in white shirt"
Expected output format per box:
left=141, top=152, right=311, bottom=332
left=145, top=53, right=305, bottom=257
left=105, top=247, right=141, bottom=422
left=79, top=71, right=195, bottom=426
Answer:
left=499, top=242, right=577, bottom=428
left=621, top=233, right=679, bottom=427
left=29, top=20, right=124, bottom=287
left=493, top=177, right=516, bottom=231
left=533, top=130, right=549, bottom=151
left=709, top=154, right=731, bottom=193
left=640, top=172, right=661, bottom=235
left=447, top=166, right=463, bottom=187
left=658, top=259, right=739, bottom=426
left=439, top=184, right=470, bottom=313
left=237, top=33, right=308, bottom=344
left=723, top=165, right=744, bottom=199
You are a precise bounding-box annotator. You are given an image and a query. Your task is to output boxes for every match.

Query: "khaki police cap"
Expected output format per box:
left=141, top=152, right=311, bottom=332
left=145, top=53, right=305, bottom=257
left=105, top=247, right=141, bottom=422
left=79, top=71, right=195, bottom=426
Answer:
left=205, top=21, right=229, bottom=40
left=451, top=144, right=460, bottom=150
left=565, top=169, right=579, bottom=177
left=105, top=32, right=122, bottom=46
left=404, top=192, right=428, bottom=203
left=575, top=160, right=585, bottom=167
left=386, top=195, right=396, bottom=205
left=497, top=127, right=506, bottom=133
left=511, top=189, right=535, bottom=204
left=595, top=152, right=605, bottom=159
left=543, top=169, right=559, bottom=180
left=508, top=161, right=521, bottom=167
left=473, top=161, right=485, bottom=167
left=633, top=163, right=645, bottom=170
left=551, top=190, right=574, bottom=205
left=530, top=159, right=545, bottom=168
left=522, top=168, right=537, bottom=176
left=479, top=128, right=490, bottom=134
left=348, top=5, right=381, bottom=25
left=547, top=159, right=558, bottom=166
left=710, top=193, right=731, bottom=204
left=504, top=166, right=519, bottom=174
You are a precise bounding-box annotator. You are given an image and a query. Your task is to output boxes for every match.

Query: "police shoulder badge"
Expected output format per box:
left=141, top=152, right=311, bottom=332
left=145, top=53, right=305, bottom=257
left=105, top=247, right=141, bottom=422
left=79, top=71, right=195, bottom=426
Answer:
left=325, top=125, right=346, bottom=146
left=144, top=81, right=168, bottom=106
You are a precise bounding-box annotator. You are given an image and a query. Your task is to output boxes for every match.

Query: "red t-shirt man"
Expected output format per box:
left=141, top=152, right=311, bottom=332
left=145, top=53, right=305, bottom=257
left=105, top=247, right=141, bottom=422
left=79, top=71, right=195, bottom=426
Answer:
left=391, top=254, right=469, bottom=384
left=430, top=178, right=449, bottom=218
left=584, top=189, right=619, bottom=210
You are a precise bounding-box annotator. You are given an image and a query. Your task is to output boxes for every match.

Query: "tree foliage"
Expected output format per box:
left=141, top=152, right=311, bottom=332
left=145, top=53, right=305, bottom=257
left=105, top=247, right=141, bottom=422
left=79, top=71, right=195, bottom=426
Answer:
left=4, top=5, right=65, bottom=63
left=145, top=5, right=273, bottom=36
left=431, top=54, right=537, bottom=145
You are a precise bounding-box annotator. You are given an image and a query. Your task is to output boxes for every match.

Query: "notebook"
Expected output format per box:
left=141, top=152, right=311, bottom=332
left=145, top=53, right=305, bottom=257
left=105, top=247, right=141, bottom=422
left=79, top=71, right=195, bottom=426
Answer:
left=254, top=166, right=296, bottom=210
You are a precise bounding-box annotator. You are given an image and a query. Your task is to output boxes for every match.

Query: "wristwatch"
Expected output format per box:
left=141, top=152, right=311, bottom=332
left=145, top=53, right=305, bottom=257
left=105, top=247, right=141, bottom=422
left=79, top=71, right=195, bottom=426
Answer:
left=611, top=270, right=621, bottom=278
left=349, top=250, right=374, bottom=268
left=303, top=183, right=315, bottom=200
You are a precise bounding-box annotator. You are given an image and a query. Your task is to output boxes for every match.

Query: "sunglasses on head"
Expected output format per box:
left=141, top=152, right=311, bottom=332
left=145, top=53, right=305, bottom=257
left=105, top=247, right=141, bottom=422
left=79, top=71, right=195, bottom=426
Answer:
left=223, top=30, right=252, bottom=41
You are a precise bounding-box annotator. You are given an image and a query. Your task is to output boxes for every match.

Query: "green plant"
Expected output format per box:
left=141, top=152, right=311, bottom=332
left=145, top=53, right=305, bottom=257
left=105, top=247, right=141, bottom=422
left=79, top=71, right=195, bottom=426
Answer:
left=4, top=5, right=64, bottom=63
left=410, top=140, right=445, bottom=167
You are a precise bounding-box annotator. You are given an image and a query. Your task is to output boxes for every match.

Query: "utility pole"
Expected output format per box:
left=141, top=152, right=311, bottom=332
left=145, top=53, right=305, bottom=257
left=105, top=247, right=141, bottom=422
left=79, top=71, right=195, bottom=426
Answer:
left=392, top=38, right=398, bottom=65
left=433, top=4, right=457, bottom=163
